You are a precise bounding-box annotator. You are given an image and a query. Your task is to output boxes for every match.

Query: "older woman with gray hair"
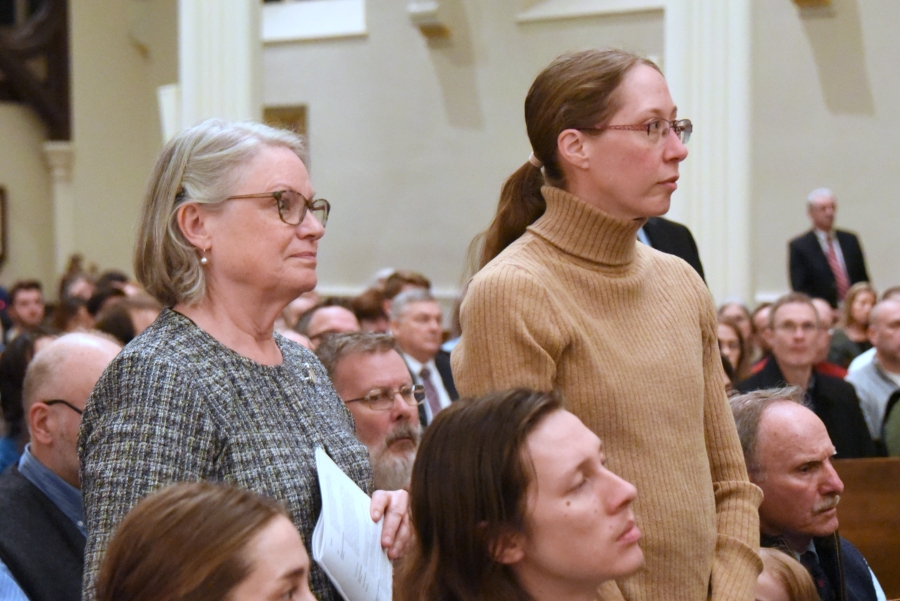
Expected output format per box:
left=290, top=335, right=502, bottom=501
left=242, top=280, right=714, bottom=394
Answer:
left=79, top=119, right=410, bottom=600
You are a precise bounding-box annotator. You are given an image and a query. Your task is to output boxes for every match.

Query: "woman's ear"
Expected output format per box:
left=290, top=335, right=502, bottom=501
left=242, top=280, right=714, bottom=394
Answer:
left=489, top=529, right=526, bottom=566
left=557, top=129, right=591, bottom=171
left=176, top=203, right=212, bottom=252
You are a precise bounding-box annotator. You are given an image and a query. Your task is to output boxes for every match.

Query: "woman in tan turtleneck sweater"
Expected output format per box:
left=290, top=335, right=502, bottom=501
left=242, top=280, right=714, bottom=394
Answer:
left=452, top=49, right=762, bottom=601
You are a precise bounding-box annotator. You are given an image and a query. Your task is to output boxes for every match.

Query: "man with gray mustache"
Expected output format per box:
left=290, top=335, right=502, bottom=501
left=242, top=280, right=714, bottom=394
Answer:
left=730, top=387, right=884, bottom=601
left=317, top=332, right=423, bottom=491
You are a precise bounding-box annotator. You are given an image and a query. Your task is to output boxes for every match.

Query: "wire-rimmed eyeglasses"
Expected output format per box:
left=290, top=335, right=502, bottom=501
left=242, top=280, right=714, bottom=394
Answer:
left=345, top=385, right=426, bottom=411
left=578, top=118, right=692, bottom=145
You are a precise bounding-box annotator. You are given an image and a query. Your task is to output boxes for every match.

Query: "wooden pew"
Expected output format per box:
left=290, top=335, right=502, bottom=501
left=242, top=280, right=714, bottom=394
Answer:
left=833, top=458, right=900, bottom=599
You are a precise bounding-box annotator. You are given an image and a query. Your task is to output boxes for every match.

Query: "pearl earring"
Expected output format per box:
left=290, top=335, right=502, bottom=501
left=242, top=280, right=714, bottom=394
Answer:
left=200, top=249, right=209, bottom=266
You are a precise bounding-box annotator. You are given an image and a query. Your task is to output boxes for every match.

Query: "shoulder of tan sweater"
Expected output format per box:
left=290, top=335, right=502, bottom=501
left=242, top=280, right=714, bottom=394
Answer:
left=475, top=235, right=553, bottom=282
left=469, top=256, right=553, bottom=306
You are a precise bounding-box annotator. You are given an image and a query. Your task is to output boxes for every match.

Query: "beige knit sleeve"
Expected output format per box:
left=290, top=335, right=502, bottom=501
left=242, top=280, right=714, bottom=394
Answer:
left=695, top=280, right=764, bottom=600
left=452, top=263, right=565, bottom=398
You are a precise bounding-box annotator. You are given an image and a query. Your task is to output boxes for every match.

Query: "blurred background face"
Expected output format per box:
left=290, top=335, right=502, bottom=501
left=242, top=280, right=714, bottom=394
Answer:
left=767, top=303, right=820, bottom=370
left=871, top=301, right=900, bottom=363
left=720, top=303, right=752, bottom=341
left=752, top=306, right=772, bottom=354
left=307, top=307, right=360, bottom=349
left=810, top=298, right=836, bottom=331
left=12, top=289, right=45, bottom=328
left=809, top=298, right=834, bottom=363
left=510, top=410, right=642, bottom=596
left=717, top=323, right=742, bottom=371
left=391, top=301, right=443, bottom=363
left=849, top=291, right=875, bottom=326
left=807, top=196, right=836, bottom=231
left=228, top=515, right=316, bottom=601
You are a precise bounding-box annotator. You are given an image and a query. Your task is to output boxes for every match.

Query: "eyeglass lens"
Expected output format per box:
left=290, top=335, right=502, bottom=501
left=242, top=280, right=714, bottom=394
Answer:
left=652, top=120, right=691, bottom=144
left=363, top=385, right=424, bottom=410
left=277, top=191, right=329, bottom=227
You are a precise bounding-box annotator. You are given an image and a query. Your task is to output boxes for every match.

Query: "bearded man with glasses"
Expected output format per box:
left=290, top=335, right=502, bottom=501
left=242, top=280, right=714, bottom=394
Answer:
left=0, top=333, right=122, bottom=601
left=317, top=332, right=424, bottom=492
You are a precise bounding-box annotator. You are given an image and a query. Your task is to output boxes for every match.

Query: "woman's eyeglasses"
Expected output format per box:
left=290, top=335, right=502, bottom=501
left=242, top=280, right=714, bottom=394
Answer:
left=579, top=118, right=692, bottom=145
left=225, top=190, right=331, bottom=227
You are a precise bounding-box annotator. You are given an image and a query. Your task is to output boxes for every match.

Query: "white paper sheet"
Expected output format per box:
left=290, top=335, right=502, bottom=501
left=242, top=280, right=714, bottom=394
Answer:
left=311, top=447, right=393, bottom=601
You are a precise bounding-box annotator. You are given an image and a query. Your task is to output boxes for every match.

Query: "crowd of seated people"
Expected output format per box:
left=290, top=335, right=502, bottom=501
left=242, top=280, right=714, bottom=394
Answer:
left=0, top=47, right=898, bottom=601
left=0, top=264, right=162, bottom=474
left=720, top=286, right=900, bottom=461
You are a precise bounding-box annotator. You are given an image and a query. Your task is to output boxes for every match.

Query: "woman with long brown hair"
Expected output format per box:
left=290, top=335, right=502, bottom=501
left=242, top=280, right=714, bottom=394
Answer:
left=718, top=316, right=752, bottom=383
left=96, top=481, right=315, bottom=601
left=397, top=389, right=643, bottom=601
left=828, top=281, right=877, bottom=368
left=452, top=49, right=761, bottom=600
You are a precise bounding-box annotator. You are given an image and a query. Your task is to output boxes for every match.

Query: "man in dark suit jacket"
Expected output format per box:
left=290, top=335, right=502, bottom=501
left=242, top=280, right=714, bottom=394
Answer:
left=789, top=188, right=869, bottom=308
left=729, top=391, right=883, bottom=600
left=389, top=288, right=458, bottom=426
left=0, top=333, right=121, bottom=601
left=735, top=293, right=875, bottom=458
left=640, top=216, right=705, bottom=281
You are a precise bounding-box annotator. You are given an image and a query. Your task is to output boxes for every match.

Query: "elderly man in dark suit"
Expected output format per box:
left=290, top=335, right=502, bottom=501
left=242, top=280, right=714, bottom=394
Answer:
left=729, top=388, right=885, bottom=601
left=789, top=188, right=869, bottom=308
left=389, top=288, right=457, bottom=426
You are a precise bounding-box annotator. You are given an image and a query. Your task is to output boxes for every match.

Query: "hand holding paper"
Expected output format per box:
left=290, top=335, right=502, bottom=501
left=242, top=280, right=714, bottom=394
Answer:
left=312, top=447, right=394, bottom=601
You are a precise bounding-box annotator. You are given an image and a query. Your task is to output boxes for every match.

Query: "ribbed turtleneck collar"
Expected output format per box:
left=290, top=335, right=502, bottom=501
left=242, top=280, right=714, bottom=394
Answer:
left=528, top=186, right=644, bottom=266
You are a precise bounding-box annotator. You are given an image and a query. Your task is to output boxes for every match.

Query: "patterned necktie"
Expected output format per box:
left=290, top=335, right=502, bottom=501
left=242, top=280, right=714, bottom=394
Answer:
left=419, top=367, right=442, bottom=420
left=799, top=550, right=836, bottom=601
left=825, top=235, right=850, bottom=301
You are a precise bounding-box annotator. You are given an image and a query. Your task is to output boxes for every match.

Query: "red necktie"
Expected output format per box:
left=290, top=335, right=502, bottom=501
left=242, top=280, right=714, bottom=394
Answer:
left=825, top=235, right=850, bottom=301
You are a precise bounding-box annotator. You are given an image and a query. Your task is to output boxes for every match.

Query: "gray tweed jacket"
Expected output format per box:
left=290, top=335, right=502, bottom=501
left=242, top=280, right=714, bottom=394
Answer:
left=78, top=309, right=371, bottom=600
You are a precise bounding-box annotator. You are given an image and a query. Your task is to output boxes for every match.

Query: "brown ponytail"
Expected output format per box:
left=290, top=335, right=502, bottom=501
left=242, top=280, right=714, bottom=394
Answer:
left=479, top=162, right=546, bottom=268
left=475, top=49, right=660, bottom=269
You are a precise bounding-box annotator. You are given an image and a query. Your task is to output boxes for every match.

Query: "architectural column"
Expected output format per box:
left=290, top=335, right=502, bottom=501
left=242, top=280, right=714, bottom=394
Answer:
left=664, top=0, right=753, bottom=304
left=177, top=0, right=262, bottom=130
left=43, top=141, right=75, bottom=275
